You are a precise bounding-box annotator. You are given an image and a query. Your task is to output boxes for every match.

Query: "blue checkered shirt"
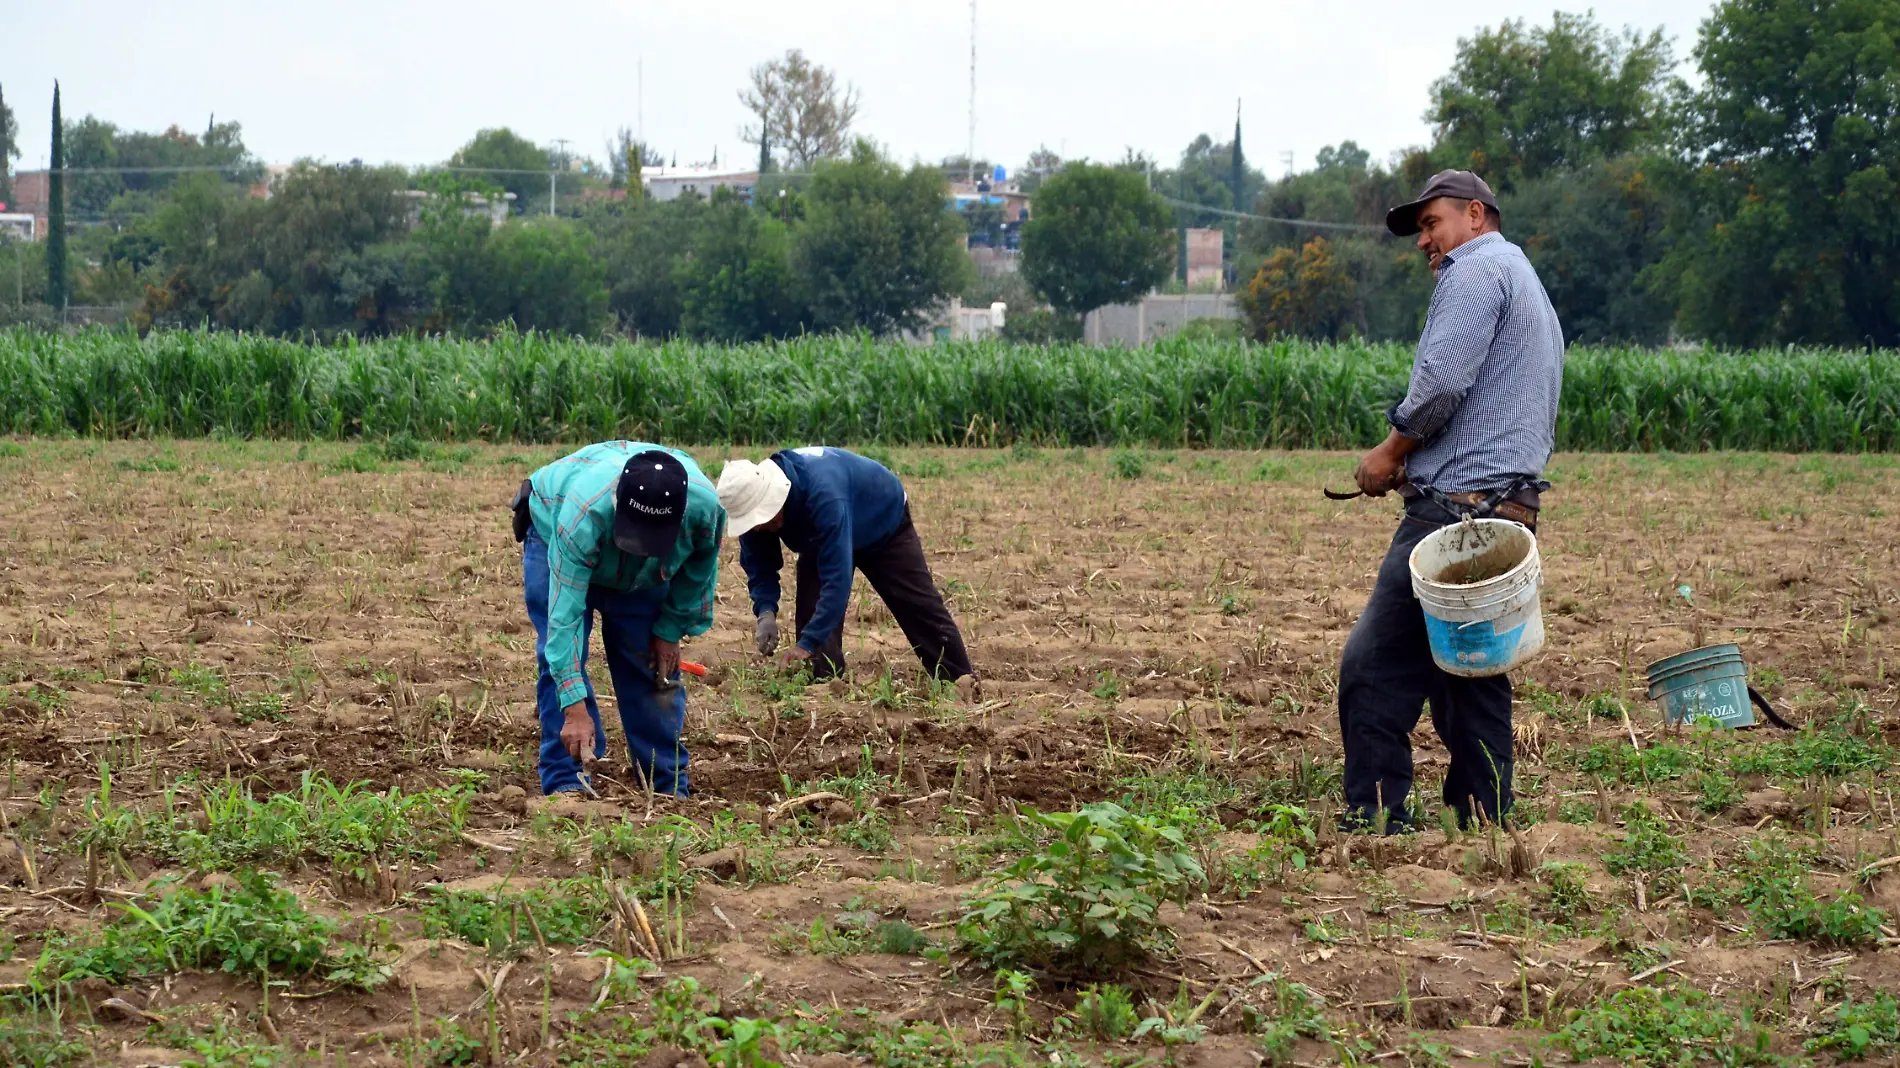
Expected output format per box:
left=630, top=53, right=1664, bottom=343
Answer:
left=1391, top=232, right=1565, bottom=494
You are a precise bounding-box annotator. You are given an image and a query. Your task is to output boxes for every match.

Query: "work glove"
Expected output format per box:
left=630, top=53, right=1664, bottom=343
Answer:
left=755, top=612, right=779, bottom=657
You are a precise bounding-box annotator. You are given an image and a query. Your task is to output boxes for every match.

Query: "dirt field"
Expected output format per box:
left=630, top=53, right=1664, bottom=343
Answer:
left=0, top=440, right=1896, bottom=1067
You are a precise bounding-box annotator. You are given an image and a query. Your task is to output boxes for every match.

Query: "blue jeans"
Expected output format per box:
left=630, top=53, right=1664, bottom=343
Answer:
left=523, top=533, right=689, bottom=796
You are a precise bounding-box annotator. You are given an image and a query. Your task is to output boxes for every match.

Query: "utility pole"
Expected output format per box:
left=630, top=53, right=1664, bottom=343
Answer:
left=551, top=138, right=572, bottom=216
left=967, top=0, right=977, bottom=186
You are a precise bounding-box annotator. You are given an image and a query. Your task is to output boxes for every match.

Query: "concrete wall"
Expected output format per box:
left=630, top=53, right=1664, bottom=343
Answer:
left=1083, top=293, right=1240, bottom=346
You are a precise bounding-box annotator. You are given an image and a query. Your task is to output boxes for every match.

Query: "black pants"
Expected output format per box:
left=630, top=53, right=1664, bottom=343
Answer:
left=1337, top=498, right=1529, bottom=831
left=794, top=512, right=974, bottom=682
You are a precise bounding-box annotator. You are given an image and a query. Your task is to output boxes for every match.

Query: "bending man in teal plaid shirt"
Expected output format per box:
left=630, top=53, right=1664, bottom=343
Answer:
left=516, top=442, right=723, bottom=796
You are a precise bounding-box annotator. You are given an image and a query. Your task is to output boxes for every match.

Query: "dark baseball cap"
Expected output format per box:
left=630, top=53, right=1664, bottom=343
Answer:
left=613, top=450, right=688, bottom=558
left=1385, top=170, right=1499, bottom=236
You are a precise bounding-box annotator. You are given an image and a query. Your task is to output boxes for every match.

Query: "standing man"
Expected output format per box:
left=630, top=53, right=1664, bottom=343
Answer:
left=717, top=447, right=976, bottom=695
left=513, top=442, right=724, bottom=797
left=1338, top=171, right=1564, bottom=833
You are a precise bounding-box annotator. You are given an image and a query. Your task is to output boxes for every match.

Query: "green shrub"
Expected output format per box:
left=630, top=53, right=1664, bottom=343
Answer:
left=957, top=802, right=1205, bottom=975
left=1111, top=449, right=1149, bottom=479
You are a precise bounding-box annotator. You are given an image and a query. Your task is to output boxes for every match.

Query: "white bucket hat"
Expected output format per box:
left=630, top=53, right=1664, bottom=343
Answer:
left=717, top=459, right=792, bottom=537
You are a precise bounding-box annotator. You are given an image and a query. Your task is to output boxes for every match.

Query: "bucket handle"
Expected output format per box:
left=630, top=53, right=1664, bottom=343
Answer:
left=1747, top=686, right=1798, bottom=731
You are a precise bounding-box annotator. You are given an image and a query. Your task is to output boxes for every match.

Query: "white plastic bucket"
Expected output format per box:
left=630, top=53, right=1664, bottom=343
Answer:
left=1407, top=518, right=1545, bottom=678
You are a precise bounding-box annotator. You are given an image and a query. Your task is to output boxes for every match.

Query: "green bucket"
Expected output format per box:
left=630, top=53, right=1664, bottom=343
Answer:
left=1645, top=643, right=1754, bottom=729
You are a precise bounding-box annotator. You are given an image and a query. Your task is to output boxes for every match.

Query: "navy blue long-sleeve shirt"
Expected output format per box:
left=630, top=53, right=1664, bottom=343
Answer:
left=736, top=447, right=909, bottom=652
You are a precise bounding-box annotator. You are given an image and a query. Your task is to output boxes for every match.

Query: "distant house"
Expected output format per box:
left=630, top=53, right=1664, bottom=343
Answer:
left=248, top=163, right=294, bottom=199
left=1183, top=228, right=1223, bottom=290
left=641, top=166, right=759, bottom=203
left=3, top=171, right=49, bottom=241
left=395, top=189, right=517, bottom=229
left=949, top=170, right=1032, bottom=256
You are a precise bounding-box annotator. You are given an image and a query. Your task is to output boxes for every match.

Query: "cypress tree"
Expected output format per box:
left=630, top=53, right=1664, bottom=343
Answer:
left=45, top=81, right=68, bottom=310
left=1227, top=99, right=1245, bottom=286
left=1229, top=99, right=1246, bottom=215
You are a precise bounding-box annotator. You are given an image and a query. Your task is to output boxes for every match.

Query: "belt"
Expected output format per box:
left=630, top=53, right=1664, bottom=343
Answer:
left=1399, top=484, right=1541, bottom=528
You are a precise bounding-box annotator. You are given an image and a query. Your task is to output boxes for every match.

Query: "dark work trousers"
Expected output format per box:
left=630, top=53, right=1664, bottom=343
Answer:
left=793, top=510, right=974, bottom=682
left=1337, top=497, right=1533, bottom=831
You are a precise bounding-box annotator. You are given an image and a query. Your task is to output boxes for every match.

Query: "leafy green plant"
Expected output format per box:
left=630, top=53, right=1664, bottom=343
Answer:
left=873, top=920, right=930, bottom=956
left=1553, top=987, right=1785, bottom=1067
left=958, top=802, right=1205, bottom=975
left=1604, top=802, right=1687, bottom=890
left=1242, top=975, right=1331, bottom=1066
left=423, top=1022, right=486, bottom=1066
left=1729, top=714, right=1890, bottom=781
left=419, top=878, right=608, bottom=953
left=39, top=871, right=336, bottom=985
left=1074, top=983, right=1139, bottom=1041
left=1536, top=861, right=1595, bottom=923
left=993, top=969, right=1034, bottom=1038
left=1737, top=837, right=1889, bottom=947
left=1111, top=450, right=1149, bottom=479
left=1807, top=991, right=1900, bottom=1061
left=0, top=1004, right=88, bottom=1068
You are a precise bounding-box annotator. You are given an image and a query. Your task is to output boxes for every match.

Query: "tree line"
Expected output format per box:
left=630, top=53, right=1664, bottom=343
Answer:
left=6, top=0, right=1900, bottom=347
left=1229, top=0, right=1900, bottom=348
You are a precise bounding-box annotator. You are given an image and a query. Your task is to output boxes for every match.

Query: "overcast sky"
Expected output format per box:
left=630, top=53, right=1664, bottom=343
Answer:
left=10, top=0, right=1716, bottom=180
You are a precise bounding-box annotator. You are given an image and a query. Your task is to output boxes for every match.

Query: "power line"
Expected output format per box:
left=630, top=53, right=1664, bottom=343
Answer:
left=27, top=163, right=1387, bottom=235
left=1159, top=195, right=1387, bottom=233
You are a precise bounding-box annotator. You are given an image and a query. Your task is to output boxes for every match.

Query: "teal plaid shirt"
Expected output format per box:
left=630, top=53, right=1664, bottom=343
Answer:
left=527, top=442, right=724, bottom=708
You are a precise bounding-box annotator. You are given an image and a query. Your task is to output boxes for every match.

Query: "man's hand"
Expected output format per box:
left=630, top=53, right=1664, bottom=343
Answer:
left=778, top=645, right=812, bottom=670
left=754, top=612, right=780, bottom=657
left=559, top=702, right=595, bottom=762
left=650, top=637, right=680, bottom=681
left=1354, top=439, right=1409, bottom=497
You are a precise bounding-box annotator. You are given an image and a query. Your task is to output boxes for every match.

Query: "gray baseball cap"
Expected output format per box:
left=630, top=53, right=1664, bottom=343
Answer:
left=1385, top=170, right=1499, bottom=236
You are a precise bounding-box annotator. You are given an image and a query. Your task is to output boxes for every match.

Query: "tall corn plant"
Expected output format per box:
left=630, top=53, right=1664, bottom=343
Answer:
left=0, top=328, right=1894, bottom=451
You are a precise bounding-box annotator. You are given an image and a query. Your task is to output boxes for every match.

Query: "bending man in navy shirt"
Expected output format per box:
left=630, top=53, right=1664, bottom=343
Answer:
left=719, top=447, right=975, bottom=691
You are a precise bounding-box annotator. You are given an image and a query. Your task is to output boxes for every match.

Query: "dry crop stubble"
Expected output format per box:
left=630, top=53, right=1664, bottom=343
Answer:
left=0, top=441, right=1892, bottom=1065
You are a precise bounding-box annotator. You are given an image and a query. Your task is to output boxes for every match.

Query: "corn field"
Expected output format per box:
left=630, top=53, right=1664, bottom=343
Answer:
left=0, top=329, right=1895, bottom=450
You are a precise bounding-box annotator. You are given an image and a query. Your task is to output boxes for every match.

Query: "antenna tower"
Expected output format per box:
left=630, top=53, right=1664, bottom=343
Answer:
left=967, top=0, right=977, bottom=185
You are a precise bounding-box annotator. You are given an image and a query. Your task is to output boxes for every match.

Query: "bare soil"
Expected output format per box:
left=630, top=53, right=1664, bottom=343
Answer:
left=0, top=441, right=1895, bottom=1066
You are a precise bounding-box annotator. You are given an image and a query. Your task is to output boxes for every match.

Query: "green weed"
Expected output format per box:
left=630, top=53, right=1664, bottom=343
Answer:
left=1807, top=991, right=1900, bottom=1061
left=1553, top=987, right=1786, bottom=1067
left=1604, top=803, right=1687, bottom=891
left=38, top=871, right=348, bottom=987
left=1111, top=450, right=1149, bottom=479
left=958, top=802, right=1205, bottom=975
left=419, top=878, right=609, bottom=953
left=1738, top=837, right=1889, bottom=947
left=1074, top=983, right=1140, bottom=1041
